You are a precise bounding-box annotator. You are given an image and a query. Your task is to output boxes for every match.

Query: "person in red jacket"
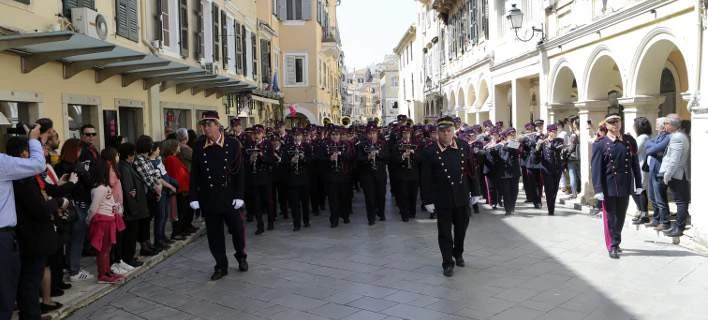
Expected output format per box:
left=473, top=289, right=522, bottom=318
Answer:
left=162, top=139, right=191, bottom=240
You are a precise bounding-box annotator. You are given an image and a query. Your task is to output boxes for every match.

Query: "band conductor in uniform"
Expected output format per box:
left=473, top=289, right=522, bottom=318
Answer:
left=421, top=116, right=472, bottom=277
left=189, top=111, right=248, bottom=280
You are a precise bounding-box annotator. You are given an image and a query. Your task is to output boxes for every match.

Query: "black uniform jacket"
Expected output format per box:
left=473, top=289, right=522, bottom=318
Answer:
left=420, top=138, right=471, bottom=209
left=189, top=134, right=246, bottom=214
left=284, top=142, right=312, bottom=187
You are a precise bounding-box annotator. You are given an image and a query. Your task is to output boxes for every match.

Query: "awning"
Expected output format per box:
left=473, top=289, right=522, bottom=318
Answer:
left=0, top=31, right=254, bottom=97
left=250, top=95, right=280, bottom=105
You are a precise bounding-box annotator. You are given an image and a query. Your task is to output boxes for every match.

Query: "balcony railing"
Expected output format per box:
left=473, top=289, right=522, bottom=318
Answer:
left=322, top=27, right=340, bottom=43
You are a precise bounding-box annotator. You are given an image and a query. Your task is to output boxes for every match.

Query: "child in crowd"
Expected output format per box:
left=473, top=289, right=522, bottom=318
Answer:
left=88, top=159, right=125, bottom=284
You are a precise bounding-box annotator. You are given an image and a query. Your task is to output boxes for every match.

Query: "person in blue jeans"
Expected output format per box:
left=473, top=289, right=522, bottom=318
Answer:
left=644, top=118, right=671, bottom=230
left=148, top=142, right=178, bottom=251
left=660, top=115, right=691, bottom=237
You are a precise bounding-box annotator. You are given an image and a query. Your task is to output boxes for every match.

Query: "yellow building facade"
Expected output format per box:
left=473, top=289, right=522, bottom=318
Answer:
left=278, top=0, right=343, bottom=127
left=0, top=0, right=288, bottom=150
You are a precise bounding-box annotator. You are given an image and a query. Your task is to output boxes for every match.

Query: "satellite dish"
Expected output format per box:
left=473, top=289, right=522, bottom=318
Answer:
left=95, top=14, right=108, bottom=40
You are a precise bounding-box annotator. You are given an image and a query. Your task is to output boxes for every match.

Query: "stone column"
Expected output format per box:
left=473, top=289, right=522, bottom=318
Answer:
left=575, top=100, right=610, bottom=205
left=617, top=96, right=664, bottom=136
left=548, top=102, right=575, bottom=124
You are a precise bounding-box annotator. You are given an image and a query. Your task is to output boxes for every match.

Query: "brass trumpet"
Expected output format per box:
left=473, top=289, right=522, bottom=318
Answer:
left=364, top=145, right=381, bottom=171
left=398, top=143, right=417, bottom=169
left=326, top=145, right=346, bottom=172
left=245, top=147, right=261, bottom=174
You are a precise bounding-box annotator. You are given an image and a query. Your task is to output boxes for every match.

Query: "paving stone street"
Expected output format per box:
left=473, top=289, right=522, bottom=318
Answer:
left=68, top=192, right=708, bottom=320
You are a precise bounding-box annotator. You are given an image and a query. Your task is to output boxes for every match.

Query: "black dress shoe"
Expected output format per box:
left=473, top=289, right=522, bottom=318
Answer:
left=210, top=269, right=228, bottom=281
left=443, top=266, right=454, bottom=277
left=402, top=217, right=409, bottom=222
left=379, top=216, right=386, bottom=221
left=140, top=248, right=158, bottom=256
left=609, top=248, right=620, bottom=259
left=454, top=257, right=465, bottom=267
left=533, top=204, right=541, bottom=209
left=304, top=223, right=311, bottom=228
left=330, top=222, right=338, bottom=228
left=236, top=257, right=248, bottom=272
left=267, top=224, right=274, bottom=231
left=59, top=282, right=72, bottom=290
left=343, top=218, right=350, bottom=224
left=293, top=226, right=301, bottom=231
left=40, top=302, right=63, bottom=314
left=255, top=229, right=264, bottom=235
left=368, top=220, right=375, bottom=226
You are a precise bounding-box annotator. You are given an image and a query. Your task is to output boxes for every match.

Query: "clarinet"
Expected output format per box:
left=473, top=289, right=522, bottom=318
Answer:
left=364, top=144, right=380, bottom=171
left=398, top=143, right=417, bottom=169
left=246, top=147, right=261, bottom=174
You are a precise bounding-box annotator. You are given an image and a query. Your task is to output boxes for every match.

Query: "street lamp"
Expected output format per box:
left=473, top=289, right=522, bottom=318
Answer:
left=506, top=4, right=545, bottom=43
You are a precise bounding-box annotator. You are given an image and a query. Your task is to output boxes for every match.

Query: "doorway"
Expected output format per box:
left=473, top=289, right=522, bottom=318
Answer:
left=119, top=107, right=144, bottom=143
left=659, top=68, right=676, bottom=117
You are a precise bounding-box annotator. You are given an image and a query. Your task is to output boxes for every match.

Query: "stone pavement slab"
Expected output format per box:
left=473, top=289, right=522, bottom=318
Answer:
left=66, top=191, right=708, bottom=320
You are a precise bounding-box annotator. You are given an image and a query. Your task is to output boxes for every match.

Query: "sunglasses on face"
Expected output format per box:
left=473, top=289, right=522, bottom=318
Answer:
left=83, top=132, right=97, bottom=136
left=606, top=119, right=620, bottom=124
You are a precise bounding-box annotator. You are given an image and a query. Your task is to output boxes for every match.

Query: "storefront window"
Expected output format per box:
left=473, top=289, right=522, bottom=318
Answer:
left=164, top=108, right=191, bottom=137
left=68, top=104, right=96, bottom=139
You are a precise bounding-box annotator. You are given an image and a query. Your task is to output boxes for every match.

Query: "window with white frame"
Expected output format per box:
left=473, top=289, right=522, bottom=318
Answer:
left=285, top=53, right=307, bottom=86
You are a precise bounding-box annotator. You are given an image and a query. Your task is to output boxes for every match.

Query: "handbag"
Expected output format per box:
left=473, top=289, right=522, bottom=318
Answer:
left=56, top=201, right=78, bottom=223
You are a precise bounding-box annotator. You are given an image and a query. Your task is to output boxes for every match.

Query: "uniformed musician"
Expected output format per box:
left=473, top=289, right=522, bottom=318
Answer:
left=285, top=129, right=312, bottom=231
left=244, top=125, right=276, bottom=234
left=271, top=135, right=289, bottom=220
left=321, top=127, right=353, bottom=228
left=421, top=116, right=472, bottom=277
left=522, top=120, right=545, bottom=209
left=189, top=111, right=247, bottom=281
left=536, top=124, right=565, bottom=215
left=491, top=128, right=522, bottom=215
left=393, top=126, right=419, bottom=221
left=357, top=125, right=389, bottom=225
left=591, top=113, right=643, bottom=259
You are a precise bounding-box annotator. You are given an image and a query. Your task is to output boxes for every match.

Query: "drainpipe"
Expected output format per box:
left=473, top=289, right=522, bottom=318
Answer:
left=692, top=0, right=703, bottom=106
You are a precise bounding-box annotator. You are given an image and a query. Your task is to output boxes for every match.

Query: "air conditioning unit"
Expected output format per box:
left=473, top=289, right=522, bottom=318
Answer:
left=201, top=62, right=215, bottom=74
left=71, top=7, right=108, bottom=40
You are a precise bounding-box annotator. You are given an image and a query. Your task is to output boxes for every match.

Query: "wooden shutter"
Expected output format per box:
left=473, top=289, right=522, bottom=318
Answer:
left=241, top=25, right=247, bottom=75
left=285, top=55, right=296, bottom=86
left=221, top=10, right=228, bottom=69
left=481, top=0, right=489, bottom=40
left=301, top=0, right=311, bottom=20
left=235, top=20, right=243, bottom=74
left=260, top=40, right=271, bottom=83
left=252, top=33, right=257, bottom=79
left=116, top=0, right=140, bottom=42
left=245, top=30, right=252, bottom=77
left=212, top=3, right=219, bottom=62
left=193, top=0, right=203, bottom=59
left=157, top=0, right=169, bottom=46
left=277, top=0, right=287, bottom=20
left=179, top=0, right=189, bottom=57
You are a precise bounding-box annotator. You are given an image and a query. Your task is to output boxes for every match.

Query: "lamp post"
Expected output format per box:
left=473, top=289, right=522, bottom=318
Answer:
left=506, top=4, right=545, bottom=43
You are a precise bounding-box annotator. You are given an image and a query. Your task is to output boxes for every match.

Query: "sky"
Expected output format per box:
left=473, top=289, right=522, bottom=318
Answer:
left=337, top=0, right=418, bottom=71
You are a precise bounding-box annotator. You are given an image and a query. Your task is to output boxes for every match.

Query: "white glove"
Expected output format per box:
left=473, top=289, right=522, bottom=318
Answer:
left=189, top=201, right=200, bottom=210
left=232, top=199, right=244, bottom=210
left=634, top=188, right=643, bottom=195
left=424, top=204, right=435, bottom=213
left=663, top=176, right=671, bottom=185
left=593, top=193, right=604, bottom=201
